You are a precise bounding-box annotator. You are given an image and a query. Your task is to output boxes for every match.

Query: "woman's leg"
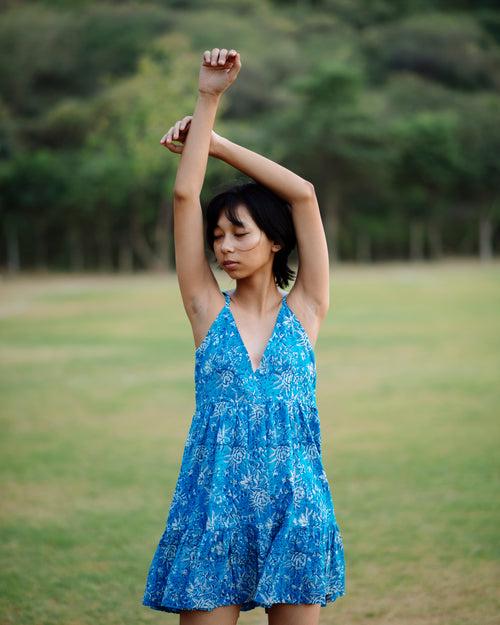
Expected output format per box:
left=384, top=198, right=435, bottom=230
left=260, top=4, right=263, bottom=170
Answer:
left=267, top=603, right=321, bottom=625
left=179, top=604, right=241, bottom=625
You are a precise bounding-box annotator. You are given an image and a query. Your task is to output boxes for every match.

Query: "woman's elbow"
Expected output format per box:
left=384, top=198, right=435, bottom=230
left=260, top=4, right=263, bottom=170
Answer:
left=173, top=187, right=199, bottom=200
left=292, top=181, right=316, bottom=203
left=301, top=180, right=316, bottom=198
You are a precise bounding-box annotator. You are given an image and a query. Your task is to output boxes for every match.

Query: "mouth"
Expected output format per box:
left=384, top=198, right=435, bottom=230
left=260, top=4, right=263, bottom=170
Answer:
left=223, top=260, right=238, bottom=267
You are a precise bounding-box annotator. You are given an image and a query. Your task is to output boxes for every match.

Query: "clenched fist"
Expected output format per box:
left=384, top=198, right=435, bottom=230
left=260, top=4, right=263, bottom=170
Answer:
left=198, top=48, right=241, bottom=97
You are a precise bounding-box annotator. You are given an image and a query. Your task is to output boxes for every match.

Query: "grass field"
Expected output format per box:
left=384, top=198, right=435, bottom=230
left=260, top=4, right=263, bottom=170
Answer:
left=1, top=260, right=499, bottom=625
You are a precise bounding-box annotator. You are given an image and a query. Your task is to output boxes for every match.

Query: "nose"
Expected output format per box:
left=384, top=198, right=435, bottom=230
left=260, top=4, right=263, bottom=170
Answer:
left=220, top=236, right=235, bottom=253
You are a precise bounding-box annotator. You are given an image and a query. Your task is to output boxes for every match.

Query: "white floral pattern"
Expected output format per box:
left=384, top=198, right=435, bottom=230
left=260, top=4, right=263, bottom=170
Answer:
left=142, top=290, right=346, bottom=614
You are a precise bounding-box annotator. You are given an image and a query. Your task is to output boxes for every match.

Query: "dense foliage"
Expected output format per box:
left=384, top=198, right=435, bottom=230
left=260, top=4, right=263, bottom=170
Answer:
left=1, top=0, right=499, bottom=270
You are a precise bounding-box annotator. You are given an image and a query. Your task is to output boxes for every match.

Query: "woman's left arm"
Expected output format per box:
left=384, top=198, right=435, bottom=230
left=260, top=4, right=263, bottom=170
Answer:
left=213, top=136, right=330, bottom=319
left=212, top=135, right=312, bottom=202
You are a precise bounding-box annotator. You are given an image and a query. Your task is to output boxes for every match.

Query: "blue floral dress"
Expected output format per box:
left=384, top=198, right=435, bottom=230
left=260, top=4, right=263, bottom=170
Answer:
left=142, top=289, right=346, bottom=614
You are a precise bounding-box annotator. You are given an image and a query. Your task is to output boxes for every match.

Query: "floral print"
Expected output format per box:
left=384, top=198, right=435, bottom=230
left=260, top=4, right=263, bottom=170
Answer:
left=142, top=290, right=346, bottom=614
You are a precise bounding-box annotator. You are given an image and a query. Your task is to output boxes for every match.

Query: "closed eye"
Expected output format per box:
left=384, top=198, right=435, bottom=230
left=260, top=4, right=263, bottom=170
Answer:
left=214, top=233, right=248, bottom=239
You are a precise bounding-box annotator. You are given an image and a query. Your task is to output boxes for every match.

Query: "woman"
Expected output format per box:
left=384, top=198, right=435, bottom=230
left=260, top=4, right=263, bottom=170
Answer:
left=142, top=47, right=346, bottom=625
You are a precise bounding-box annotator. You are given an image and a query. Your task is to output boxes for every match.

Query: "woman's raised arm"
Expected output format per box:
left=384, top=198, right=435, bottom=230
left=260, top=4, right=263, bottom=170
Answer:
left=211, top=137, right=313, bottom=203
left=211, top=138, right=329, bottom=317
left=164, top=48, right=241, bottom=345
left=172, top=49, right=241, bottom=198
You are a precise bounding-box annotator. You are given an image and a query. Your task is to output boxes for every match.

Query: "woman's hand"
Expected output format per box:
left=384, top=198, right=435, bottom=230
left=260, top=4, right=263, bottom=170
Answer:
left=160, top=115, right=222, bottom=157
left=198, top=48, right=241, bottom=97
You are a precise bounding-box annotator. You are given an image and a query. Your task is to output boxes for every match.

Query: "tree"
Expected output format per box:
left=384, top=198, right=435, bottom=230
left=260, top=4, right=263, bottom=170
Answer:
left=455, top=94, right=500, bottom=260
left=389, top=111, right=463, bottom=260
left=82, top=33, right=202, bottom=271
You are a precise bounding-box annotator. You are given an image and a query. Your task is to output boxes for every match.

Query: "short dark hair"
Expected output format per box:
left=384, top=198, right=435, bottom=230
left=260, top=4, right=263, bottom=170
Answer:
left=203, top=180, right=297, bottom=289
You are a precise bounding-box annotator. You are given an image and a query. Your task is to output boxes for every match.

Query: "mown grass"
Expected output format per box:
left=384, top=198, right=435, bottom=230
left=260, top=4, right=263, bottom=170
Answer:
left=1, top=260, right=499, bottom=625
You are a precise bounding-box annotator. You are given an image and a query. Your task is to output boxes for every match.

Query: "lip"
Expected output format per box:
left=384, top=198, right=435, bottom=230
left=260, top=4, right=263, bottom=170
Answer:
left=223, top=260, right=238, bottom=267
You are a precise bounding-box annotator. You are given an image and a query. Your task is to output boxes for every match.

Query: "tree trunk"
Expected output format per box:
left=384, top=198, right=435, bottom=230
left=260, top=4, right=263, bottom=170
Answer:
left=356, top=231, right=372, bottom=263
left=34, top=218, right=48, bottom=271
left=409, top=220, right=425, bottom=261
left=152, top=197, right=170, bottom=272
left=118, top=231, right=133, bottom=273
left=68, top=222, right=84, bottom=271
left=479, top=214, right=493, bottom=261
left=130, top=206, right=159, bottom=270
left=427, top=220, right=442, bottom=260
left=4, top=217, right=20, bottom=273
left=322, top=177, right=341, bottom=264
left=97, top=211, right=113, bottom=272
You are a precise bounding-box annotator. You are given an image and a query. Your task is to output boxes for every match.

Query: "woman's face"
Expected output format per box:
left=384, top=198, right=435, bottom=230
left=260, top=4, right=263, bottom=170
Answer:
left=213, top=204, right=279, bottom=276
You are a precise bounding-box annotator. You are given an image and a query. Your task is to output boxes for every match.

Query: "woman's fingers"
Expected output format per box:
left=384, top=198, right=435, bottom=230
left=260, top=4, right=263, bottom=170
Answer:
left=211, top=48, right=220, bottom=66
left=160, top=130, right=182, bottom=152
left=174, top=116, right=193, bottom=139
left=179, top=116, right=192, bottom=132
left=203, top=48, right=238, bottom=68
left=174, top=120, right=183, bottom=140
left=160, top=115, right=193, bottom=147
left=160, top=126, right=174, bottom=145
left=227, top=52, right=241, bottom=82
left=219, top=48, right=228, bottom=64
left=160, top=129, right=171, bottom=145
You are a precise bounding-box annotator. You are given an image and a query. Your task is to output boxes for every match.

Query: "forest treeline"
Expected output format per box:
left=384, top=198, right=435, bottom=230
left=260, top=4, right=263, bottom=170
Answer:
left=1, top=0, right=499, bottom=272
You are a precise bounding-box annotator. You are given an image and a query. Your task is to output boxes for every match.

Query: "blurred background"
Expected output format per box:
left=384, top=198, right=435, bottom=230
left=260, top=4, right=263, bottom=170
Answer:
left=0, top=1, right=499, bottom=625
left=1, top=0, right=500, bottom=269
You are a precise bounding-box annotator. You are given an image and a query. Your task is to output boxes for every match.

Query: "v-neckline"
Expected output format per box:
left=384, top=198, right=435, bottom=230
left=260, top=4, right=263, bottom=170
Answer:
left=225, top=290, right=286, bottom=375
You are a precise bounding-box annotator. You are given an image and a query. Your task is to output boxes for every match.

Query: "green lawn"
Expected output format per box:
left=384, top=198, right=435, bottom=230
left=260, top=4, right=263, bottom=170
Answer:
left=1, top=260, right=499, bottom=625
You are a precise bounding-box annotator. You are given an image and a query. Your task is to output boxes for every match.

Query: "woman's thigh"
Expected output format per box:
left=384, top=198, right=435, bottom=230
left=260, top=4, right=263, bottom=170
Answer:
left=179, top=604, right=241, bottom=625
left=267, top=603, right=321, bottom=625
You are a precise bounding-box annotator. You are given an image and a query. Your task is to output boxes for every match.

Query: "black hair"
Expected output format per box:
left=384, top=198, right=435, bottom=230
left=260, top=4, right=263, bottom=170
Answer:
left=203, top=180, right=297, bottom=289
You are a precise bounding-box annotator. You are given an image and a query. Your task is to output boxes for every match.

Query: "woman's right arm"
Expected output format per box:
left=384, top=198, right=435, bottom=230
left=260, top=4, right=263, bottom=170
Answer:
left=172, top=92, right=221, bottom=199
left=166, top=48, right=241, bottom=347
left=172, top=47, right=239, bottom=199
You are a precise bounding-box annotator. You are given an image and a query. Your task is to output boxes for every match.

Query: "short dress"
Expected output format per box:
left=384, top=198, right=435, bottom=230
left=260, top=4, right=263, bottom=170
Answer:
left=142, top=289, right=346, bottom=613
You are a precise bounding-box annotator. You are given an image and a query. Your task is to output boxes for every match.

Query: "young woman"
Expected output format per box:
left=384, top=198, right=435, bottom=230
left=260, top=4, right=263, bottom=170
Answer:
left=142, top=48, right=346, bottom=625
